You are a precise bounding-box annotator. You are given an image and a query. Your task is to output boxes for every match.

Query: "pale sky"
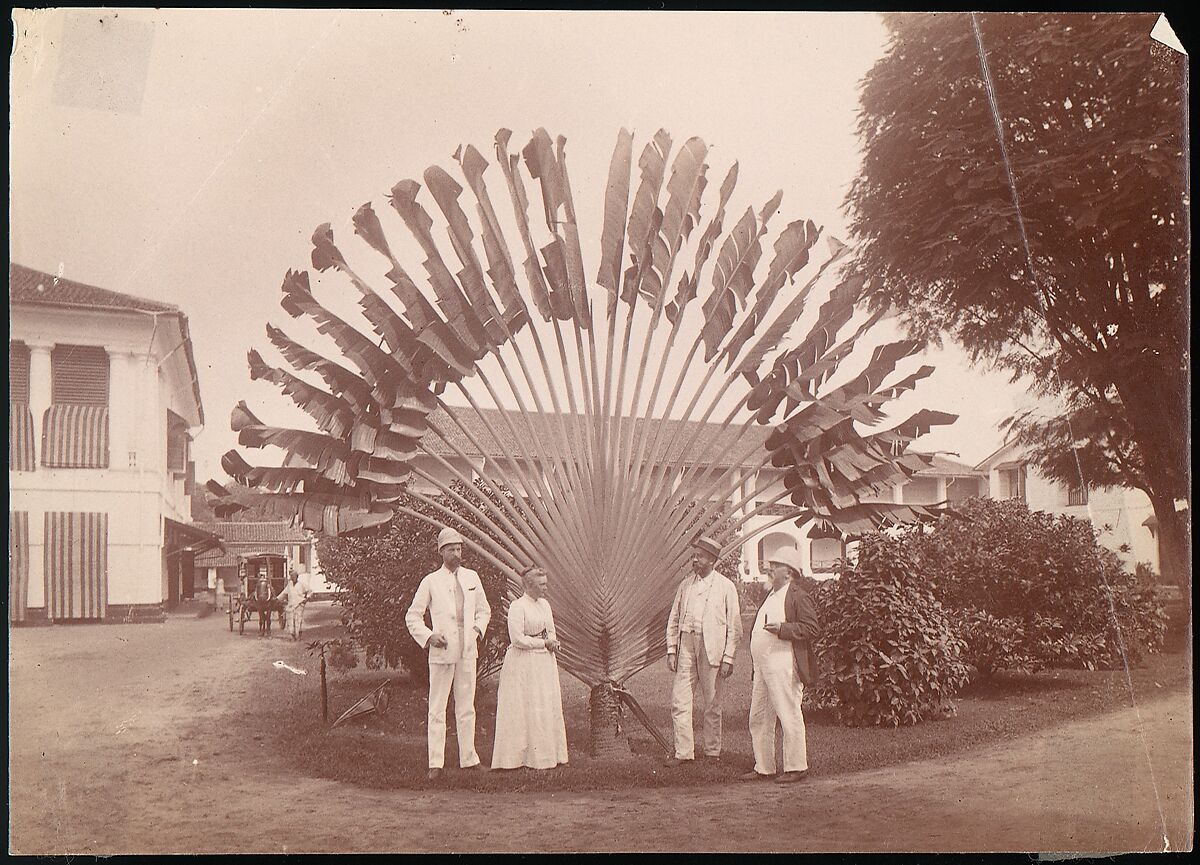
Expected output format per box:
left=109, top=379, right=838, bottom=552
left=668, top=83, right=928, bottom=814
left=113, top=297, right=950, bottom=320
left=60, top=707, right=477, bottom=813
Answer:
left=10, top=9, right=1029, bottom=483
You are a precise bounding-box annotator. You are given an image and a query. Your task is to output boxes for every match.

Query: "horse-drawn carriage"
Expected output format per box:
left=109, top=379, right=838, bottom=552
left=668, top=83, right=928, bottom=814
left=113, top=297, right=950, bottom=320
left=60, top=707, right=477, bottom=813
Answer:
left=227, top=552, right=288, bottom=634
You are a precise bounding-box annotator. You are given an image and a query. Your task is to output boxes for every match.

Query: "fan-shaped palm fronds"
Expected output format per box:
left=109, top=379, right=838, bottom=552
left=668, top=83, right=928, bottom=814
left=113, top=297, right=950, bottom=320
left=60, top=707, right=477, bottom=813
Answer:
left=209, top=128, right=956, bottom=689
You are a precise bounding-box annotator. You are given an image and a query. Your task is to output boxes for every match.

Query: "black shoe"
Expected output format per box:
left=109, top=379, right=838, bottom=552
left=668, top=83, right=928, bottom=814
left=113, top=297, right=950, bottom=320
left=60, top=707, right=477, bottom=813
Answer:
left=701, top=754, right=721, bottom=764
left=461, top=763, right=485, bottom=771
left=739, top=770, right=774, bottom=781
left=775, top=770, right=809, bottom=784
left=664, top=756, right=693, bottom=767
left=427, top=768, right=443, bottom=781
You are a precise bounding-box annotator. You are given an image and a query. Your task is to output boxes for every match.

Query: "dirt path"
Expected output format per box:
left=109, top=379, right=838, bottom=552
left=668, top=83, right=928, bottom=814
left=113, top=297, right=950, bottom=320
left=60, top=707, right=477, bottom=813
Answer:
left=9, top=611, right=1193, bottom=853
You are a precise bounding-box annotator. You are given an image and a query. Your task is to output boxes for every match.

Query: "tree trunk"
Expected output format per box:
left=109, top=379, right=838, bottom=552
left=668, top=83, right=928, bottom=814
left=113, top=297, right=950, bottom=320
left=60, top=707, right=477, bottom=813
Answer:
left=588, top=682, right=632, bottom=760
left=1150, top=493, right=1191, bottom=601
left=1115, top=370, right=1190, bottom=613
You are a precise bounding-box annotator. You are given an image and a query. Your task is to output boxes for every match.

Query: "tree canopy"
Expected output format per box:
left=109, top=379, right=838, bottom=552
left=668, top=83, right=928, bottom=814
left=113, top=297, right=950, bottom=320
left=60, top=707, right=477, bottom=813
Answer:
left=846, top=12, right=1189, bottom=587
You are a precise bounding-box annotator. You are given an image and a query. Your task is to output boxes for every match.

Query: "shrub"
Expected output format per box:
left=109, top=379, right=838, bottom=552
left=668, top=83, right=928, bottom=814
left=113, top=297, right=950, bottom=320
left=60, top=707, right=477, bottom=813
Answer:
left=812, top=534, right=970, bottom=727
left=318, top=481, right=511, bottom=683
left=325, top=639, right=360, bottom=675
left=953, top=608, right=1040, bottom=677
left=911, top=497, right=1168, bottom=675
left=737, top=579, right=770, bottom=612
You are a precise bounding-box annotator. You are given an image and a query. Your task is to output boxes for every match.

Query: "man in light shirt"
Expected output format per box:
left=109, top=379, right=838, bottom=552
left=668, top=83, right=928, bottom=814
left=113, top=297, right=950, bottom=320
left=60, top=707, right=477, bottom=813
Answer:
left=405, top=527, right=492, bottom=781
left=742, top=547, right=820, bottom=784
left=275, top=567, right=311, bottom=640
left=665, top=534, right=743, bottom=765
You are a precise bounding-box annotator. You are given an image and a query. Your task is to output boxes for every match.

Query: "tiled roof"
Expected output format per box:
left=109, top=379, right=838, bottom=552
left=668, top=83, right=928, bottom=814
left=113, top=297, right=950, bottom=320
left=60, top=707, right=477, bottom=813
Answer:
left=10, top=262, right=205, bottom=425
left=193, top=521, right=310, bottom=544
left=912, top=453, right=987, bottom=477
left=423, top=407, right=772, bottom=468
left=10, top=262, right=179, bottom=312
left=193, top=521, right=312, bottom=568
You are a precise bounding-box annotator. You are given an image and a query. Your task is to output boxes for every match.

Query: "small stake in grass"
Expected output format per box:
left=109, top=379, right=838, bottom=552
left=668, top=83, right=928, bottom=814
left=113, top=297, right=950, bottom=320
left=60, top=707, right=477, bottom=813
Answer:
left=308, top=639, right=332, bottom=723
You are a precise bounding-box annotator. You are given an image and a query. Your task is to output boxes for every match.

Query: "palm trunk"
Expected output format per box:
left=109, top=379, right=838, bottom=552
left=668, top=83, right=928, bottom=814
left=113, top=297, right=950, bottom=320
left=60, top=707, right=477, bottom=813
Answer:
left=588, top=682, right=632, bottom=759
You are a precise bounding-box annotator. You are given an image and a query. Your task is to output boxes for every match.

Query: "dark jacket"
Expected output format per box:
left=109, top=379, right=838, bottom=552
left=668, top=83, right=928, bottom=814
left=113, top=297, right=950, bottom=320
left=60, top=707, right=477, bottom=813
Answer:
left=755, top=581, right=820, bottom=686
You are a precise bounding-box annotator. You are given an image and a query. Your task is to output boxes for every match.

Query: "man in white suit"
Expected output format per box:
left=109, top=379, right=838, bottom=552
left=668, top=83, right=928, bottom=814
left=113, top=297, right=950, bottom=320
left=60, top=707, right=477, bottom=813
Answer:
left=665, top=534, right=743, bottom=765
left=405, top=527, right=492, bottom=781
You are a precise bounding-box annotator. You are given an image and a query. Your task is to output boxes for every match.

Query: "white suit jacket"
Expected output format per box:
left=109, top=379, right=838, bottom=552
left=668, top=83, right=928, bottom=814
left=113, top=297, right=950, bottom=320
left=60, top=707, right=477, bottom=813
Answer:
left=666, top=570, right=742, bottom=667
left=405, top=565, right=492, bottom=665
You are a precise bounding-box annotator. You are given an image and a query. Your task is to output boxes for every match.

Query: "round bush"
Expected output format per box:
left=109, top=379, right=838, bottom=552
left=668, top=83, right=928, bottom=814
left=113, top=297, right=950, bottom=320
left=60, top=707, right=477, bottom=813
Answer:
left=910, top=497, right=1168, bottom=674
left=813, top=534, right=970, bottom=727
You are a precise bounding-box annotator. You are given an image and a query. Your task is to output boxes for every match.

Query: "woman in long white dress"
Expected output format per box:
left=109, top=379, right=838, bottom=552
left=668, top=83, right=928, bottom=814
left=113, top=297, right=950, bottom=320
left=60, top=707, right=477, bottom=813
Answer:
left=491, top=567, right=569, bottom=770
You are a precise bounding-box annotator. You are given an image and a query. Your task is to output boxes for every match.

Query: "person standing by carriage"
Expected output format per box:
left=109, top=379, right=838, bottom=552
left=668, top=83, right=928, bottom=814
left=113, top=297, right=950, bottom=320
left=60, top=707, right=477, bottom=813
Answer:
left=276, top=567, right=311, bottom=640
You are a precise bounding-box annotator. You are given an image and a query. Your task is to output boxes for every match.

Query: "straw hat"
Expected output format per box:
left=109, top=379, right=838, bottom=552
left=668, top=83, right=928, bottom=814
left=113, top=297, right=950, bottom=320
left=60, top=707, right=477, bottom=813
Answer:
left=691, top=535, right=722, bottom=559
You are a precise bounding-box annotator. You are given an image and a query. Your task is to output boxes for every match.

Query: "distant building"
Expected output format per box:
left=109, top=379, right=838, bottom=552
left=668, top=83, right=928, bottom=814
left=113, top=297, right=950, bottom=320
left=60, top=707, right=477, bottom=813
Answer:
left=975, top=441, right=1159, bottom=573
left=193, top=521, right=331, bottom=601
left=8, top=263, right=221, bottom=623
left=744, top=453, right=985, bottom=582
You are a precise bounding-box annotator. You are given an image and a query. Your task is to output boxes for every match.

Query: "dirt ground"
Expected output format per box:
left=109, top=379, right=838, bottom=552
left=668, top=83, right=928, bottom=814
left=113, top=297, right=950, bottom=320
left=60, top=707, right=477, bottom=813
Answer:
left=9, top=605, right=1193, bottom=854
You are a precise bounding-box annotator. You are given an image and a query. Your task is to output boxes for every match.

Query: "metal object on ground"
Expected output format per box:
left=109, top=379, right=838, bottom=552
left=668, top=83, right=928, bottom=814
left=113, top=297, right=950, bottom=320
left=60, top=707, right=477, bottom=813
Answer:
left=331, top=680, right=392, bottom=728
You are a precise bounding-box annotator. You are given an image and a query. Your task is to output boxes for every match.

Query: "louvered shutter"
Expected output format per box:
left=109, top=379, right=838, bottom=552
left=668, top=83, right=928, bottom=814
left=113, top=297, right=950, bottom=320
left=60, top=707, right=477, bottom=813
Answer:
left=51, top=345, right=109, bottom=405
left=10, top=342, right=30, bottom=403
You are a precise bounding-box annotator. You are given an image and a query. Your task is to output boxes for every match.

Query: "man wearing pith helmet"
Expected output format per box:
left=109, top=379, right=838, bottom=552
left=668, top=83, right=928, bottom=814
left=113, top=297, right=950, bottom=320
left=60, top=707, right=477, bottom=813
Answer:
left=664, top=534, right=743, bottom=765
left=742, top=545, right=819, bottom=784
left=405, top=526, right=492, bottom=781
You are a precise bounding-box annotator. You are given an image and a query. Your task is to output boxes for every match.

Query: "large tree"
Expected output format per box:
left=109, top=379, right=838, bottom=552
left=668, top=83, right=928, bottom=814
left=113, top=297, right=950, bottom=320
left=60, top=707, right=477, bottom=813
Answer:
left=846, top=12, right=1190, bottom=593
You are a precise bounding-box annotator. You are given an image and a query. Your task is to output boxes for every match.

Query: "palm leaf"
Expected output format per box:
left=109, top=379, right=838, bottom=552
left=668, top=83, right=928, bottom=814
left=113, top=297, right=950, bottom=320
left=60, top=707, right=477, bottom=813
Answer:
left=495, top=129, right=554, bottom=321
left=597, top=128, right=634, bottom=316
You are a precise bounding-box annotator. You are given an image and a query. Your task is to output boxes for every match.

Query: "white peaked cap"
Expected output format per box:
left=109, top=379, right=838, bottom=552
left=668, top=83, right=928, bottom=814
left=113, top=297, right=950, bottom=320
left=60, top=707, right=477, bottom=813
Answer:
left=437, top=527, right=465, bottom=550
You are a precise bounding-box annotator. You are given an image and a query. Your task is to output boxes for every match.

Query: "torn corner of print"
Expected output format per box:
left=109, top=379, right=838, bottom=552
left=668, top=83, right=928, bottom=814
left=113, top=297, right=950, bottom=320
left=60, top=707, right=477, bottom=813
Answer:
left=1150, top=14, right=1187, bottom=56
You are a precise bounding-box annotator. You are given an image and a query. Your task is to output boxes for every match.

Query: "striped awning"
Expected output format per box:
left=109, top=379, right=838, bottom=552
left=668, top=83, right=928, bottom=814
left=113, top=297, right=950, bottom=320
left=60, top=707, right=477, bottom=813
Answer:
left=44, top=511, right=108, bottom=620
left=10, top=512, right=30, bottom=623
left=10, top=403, right=35, bottom=471
left=42, top=404, right=110, bottom=468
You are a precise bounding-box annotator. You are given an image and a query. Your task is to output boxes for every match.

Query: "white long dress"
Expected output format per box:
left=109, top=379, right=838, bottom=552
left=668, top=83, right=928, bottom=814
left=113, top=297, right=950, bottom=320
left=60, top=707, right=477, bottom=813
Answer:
left=491, top=594, right=569, bottom=769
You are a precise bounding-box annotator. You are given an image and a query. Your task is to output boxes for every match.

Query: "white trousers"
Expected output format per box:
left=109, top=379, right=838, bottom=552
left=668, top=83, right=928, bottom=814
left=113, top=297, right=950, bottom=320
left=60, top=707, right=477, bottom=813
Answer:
left=427, top=658, right=479, bottom=769
left=286, top=605, right=304, bottom=639
left=671, top=632, right=724, bottom=759
left=749, top=655, right=808, bottom=774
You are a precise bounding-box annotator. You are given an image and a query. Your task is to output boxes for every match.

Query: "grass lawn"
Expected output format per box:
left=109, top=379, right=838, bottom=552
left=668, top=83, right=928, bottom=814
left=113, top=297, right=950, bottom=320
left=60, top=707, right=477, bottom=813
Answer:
left=251, top=603, right=1192, bottom=793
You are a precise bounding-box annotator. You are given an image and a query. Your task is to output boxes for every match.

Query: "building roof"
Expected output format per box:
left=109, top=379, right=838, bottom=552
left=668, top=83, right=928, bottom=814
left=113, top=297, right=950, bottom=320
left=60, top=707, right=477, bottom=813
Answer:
left=422, top=410, right=996, bottom=478
left=10, top=262, right=205, bottom=426
left=912, top=453, right=987, bottom=478
left=193, top=521, right=312, bottom=568
left=424, top=406, right=773, bottom=468
left=194, top=521, right=311, bottom=544
left=974, top=440, right=1022, bottom=471
left=10, top=262, right=179, bottom=312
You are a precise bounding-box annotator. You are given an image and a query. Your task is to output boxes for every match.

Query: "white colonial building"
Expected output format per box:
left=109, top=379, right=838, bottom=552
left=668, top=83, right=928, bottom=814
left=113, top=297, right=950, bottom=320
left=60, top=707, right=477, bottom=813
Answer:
left=9, top=262, right=221, bottom=623
left=975, top=441, right=1160, bottom=574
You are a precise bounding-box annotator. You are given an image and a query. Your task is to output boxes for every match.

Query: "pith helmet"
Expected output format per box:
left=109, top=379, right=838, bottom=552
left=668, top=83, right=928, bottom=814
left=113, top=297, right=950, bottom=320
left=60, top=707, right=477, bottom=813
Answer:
left=437, top=527, right=465, bottom=550
left=767, top=547, right=805, bottom=579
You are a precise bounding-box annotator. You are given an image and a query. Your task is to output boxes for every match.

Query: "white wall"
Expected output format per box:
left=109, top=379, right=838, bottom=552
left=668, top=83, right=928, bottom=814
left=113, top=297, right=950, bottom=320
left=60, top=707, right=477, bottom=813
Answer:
left=982, top=446, right=1160, bottom=574
left=9, top=483, right=166, bottom=607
